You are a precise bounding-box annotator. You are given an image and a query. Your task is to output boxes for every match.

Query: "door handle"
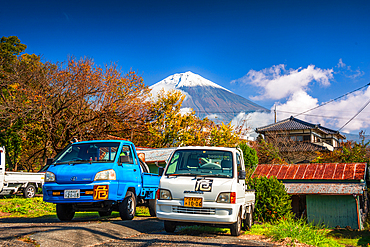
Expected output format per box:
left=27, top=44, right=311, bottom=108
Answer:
left=134, top=169, right=136, bottom=172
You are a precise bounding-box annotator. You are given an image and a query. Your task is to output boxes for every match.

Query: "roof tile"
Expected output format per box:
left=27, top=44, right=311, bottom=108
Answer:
left=252, top=163, right=366, bottom=181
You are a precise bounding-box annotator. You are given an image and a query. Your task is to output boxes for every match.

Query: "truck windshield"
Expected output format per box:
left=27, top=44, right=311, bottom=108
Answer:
left=54, top=142, right=120, bottom=164
left=165, top=149, right=233, bottom=178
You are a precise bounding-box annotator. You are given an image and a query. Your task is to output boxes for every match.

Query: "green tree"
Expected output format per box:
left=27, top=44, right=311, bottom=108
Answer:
left=248, top=176, right=292, bottom=222
left=238, top=142, right=258, bottom=171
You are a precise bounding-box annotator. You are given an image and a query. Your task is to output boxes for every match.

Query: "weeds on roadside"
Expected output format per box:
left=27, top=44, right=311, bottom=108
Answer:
left=0, top=196, right=55, bottom=217
left=265, top=218, right=343, bottom=247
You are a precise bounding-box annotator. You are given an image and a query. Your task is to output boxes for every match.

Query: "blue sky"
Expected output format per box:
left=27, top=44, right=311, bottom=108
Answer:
left=2, top=0, right=370, bottom=136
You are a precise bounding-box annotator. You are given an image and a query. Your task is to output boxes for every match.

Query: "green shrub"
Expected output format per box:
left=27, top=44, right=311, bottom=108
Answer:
left=248, top=176, right=292, bottom=222
left=238, top=142, right=258, bottom=171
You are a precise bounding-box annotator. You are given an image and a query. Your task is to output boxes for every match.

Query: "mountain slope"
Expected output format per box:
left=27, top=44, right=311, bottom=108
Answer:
left=150, top=71, right=269, bottom=123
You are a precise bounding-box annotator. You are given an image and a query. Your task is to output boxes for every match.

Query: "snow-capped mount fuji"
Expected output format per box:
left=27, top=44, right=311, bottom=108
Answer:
left=150, top=71, right=269, bottom=123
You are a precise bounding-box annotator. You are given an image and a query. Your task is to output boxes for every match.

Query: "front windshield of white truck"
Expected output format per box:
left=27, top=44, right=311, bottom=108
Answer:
left=54, top=142, right=120, bottom=163
left=165, top=149, right=233, bottom=178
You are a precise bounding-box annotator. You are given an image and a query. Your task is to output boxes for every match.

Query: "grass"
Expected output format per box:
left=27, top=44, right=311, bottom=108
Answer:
left=0, top=196, right=150, bottom=218
left=177, top=225, right=230, bottom=235
left=245, top=219, right=370, bottom=247
left=264, top=218, right=342, bottom=247
left=0, top=196, right=56, bottom=217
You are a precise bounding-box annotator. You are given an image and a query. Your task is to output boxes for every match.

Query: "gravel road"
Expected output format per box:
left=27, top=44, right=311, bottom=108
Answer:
left=0, top=215, right=274, bottom=246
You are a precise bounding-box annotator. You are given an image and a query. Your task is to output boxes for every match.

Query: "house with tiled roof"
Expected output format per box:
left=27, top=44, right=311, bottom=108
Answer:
left=255, top=116, right=346, bottom=163
left=252, top=163, right=368, bottom=229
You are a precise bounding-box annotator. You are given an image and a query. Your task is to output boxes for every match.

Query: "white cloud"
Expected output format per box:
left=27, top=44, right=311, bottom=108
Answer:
left=337, top=58, right=346, bottom=68
left=336, top=58, right=364, bottom=79
left=232, top=64, right=333, bottom=101
left=230, top=63, right=370, bottom=137
left=179, top=107, right=193, bottom=115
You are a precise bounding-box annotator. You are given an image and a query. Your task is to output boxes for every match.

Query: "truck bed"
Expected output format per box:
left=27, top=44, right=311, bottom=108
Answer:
left=245, top=189, right=255, bottom=205
left=4, top=172, right=44, bottom=184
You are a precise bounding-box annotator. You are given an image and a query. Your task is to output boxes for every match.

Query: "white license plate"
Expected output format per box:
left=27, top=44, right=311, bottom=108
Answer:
left=64, top=189, right=80, bottom=198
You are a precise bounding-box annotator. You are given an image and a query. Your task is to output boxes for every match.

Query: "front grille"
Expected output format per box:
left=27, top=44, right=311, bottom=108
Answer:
left=172, top=206, right=216, bottom=215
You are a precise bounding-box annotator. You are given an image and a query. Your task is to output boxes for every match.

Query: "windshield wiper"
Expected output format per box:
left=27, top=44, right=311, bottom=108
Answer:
left=53, top=161, right=71, bottom=165
left=166, top=173, right=197, bottom=177
left=196, top=174, right=231, bottom=178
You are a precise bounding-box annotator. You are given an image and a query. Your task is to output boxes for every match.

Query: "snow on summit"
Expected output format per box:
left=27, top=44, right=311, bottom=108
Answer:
left=149, top=71, right=231, bottom=97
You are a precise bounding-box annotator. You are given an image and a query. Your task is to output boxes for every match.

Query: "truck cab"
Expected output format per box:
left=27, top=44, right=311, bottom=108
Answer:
left=43, top=140, right=160, bottom=221
left=156, top=146, right=255, bottom=236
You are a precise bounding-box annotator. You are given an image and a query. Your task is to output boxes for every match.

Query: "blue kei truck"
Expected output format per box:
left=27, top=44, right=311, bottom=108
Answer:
left=43, top=140, right=160, bottom=221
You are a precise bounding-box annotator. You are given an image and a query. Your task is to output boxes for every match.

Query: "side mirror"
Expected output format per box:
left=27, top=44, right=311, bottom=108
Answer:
left=158, top=167, right=164, bottom=176
left=238, top=170, right=246, bottom=179
left=46, top=158, right=54, bottom=166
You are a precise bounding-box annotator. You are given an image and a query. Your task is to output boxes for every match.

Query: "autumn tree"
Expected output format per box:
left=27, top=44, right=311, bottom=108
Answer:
left=146, top=89, right=240, bottom=148
left=0, top=54, right=151, bottom=171
left=312, top=136, right=370, bottom=164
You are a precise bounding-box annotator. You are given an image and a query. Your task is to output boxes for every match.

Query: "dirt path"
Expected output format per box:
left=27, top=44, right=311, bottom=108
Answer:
left=0, top=216, right=276, bottom=246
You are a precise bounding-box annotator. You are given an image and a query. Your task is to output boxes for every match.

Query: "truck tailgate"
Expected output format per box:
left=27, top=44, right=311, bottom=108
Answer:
left=142, top=173, right=160, bottom=188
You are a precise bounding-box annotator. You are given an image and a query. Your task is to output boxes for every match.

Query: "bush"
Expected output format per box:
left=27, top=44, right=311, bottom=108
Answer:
left=238, top=142, right=258, bottom=171
left=248, top=176, right=292, bottom=222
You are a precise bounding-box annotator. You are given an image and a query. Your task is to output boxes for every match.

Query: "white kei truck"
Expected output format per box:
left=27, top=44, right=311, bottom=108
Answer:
left=0, top=147, right=44, bottom=198
left=156, top=146, right=255, bottom=236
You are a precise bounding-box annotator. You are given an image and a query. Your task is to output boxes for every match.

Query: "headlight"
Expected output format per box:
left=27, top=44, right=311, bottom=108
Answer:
left=45, top=172, right=56, bottom=182
left=217, top=192, right=236, bottom=203
left=157, top=189, right=172, bottom=200
left=94, top=169, right=116, bottom=181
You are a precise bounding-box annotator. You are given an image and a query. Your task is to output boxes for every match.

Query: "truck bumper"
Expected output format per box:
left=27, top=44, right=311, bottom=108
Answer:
left=43, top=181, right=121, bottom=203
left=156, top=199, right=241, bottom=224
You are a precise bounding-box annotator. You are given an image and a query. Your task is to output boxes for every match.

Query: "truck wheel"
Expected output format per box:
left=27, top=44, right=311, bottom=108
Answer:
left=164, top=220, right=176, bottom=233
left=230, top=211, right=242, bottom=236
left=98, top=210, right=112, bottom=217
left=148, top=199, right=157, bottom=217
left=23, top=184, right=36, bottom=198
left=56, top=204, right=75, bottom=221
left=119, top=191, right=136, bottom=220
left=244, top=211, right=253, bottom=230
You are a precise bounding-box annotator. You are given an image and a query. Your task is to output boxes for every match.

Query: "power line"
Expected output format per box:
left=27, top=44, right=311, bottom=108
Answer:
left=338, top=97, right=370, bottom=131
left=277, top=110, right=370, bottom=121
left=294, top=82, right=370, bottom=118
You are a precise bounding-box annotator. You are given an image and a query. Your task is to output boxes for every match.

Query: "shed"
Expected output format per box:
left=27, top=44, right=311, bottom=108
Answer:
left=252, top=163, right=368, bottom=229
left=136, top=147, right=176, bottom=174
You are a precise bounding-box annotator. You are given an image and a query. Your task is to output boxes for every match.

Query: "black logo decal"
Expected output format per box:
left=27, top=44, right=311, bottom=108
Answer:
left=195, top=178, right=213, bottom=192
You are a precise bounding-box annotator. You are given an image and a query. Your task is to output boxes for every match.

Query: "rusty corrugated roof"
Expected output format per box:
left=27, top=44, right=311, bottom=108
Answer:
left=252, top=163, right=366, bottom=181
left=284, top=182, right=366, bottom=195
left=137, top=147, right=176, bottom=163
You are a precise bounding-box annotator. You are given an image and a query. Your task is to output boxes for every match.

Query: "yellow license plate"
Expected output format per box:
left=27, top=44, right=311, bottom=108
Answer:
left=184, top=197, right=203, bottom=207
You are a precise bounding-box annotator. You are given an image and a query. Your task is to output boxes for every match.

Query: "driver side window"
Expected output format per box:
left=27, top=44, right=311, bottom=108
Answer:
left=120, top=145, right=134, bottom=164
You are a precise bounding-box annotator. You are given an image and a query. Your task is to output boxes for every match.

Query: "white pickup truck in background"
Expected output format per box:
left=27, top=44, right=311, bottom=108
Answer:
left=156, top=146, right=255, bottom=236
left=0, top=147, right=44, bottom=198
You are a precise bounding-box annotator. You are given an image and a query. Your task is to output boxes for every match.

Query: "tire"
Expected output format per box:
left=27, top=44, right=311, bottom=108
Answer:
left=23, top=184, right=36, bottom=198
left=148, top=199, right=157, bottom=217
left=244, top=211, right=253, bottom=230
left=56, top=204, right=75, bottom=221
left=230, top=210, right=242, bottom=236
left=98, top=210, right=112, bottom=217
left=164, top=220, right=176, bottom=233
left=119, top=191, right=136, bottom=220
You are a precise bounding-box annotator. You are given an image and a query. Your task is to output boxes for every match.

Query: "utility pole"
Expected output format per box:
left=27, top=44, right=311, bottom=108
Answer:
left=274, top=105, right=277, bottom=123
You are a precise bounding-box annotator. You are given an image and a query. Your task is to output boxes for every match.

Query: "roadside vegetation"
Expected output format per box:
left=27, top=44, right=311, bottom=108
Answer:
left=0, top=196, right=150, bottom=218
